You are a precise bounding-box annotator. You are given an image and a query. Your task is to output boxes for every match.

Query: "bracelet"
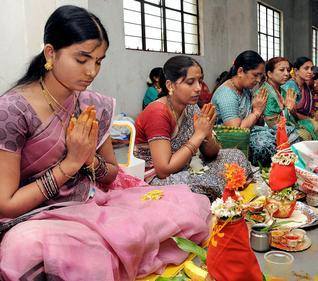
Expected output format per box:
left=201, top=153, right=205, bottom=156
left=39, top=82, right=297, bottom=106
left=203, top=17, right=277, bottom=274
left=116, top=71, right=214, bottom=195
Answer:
left=57, top=162, right=75, bottom=179
left=81, top=154, right=108, bottom=182
left=251, top=111, right=261, bottom=119
left=36, top=179, right=49, bottom=200
left=94, top=154, right=108, bottom=179
left=184, top=141, right=197, bottom=156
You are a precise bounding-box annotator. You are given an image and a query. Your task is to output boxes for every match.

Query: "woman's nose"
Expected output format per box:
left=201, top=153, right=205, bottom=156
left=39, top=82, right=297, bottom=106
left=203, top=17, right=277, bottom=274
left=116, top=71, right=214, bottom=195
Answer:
left=86, top=64, right=97, bottom=78
left=195, top=81, right=202, bottom=91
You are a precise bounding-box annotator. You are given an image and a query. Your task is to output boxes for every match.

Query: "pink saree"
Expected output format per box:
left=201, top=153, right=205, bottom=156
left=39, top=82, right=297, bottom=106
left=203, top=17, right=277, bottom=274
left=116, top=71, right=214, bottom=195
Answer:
left=0, top=90, right=210, bottom=281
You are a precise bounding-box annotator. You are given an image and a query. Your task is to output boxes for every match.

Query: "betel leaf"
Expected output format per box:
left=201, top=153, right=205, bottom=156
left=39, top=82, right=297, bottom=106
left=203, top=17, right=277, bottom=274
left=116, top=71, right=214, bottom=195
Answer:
left=172, top=237, right=207, bottom=263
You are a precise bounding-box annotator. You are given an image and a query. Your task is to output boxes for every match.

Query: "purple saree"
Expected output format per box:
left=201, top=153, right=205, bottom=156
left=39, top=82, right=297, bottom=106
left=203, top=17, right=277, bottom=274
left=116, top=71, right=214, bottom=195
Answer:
left=0, top=90, right=210, bottom=281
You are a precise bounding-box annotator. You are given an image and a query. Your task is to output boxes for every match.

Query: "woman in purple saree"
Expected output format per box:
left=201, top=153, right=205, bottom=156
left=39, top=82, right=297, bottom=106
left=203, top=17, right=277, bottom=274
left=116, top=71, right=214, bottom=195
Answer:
left=0, top=6, right=210, bottom=281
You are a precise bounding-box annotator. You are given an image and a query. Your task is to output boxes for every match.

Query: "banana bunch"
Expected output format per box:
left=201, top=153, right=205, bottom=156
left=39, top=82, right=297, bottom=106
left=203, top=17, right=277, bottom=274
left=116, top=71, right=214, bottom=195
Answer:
left=183, top=261, right=208, bottom=281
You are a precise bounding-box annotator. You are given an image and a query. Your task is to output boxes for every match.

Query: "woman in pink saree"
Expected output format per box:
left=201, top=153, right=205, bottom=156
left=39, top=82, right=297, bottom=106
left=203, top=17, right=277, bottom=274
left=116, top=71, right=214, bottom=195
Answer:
left=0, top=6, right=210, bottom=281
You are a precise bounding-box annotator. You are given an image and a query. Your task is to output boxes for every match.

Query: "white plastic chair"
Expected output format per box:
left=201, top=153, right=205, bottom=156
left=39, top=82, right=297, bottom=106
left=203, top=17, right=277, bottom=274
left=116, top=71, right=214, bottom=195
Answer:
left=112, top=120, right=145, bottom=180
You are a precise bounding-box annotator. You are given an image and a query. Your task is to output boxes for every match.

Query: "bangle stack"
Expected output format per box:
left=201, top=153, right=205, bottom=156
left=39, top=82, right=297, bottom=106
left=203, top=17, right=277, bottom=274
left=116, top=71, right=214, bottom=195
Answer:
left=94, top=154, right=108, bottom=179
left=184, top=141, right=198, bottom=156
left=81, top=154, right=108, bottom=182
left=36, top=169, right=59, bottom=200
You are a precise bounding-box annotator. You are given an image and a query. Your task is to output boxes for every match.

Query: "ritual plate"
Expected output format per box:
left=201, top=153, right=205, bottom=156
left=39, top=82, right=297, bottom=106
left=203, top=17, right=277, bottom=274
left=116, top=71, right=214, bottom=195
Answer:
left=292, top=201, right=318, bottom=229
left=271, top=234, right=311, bottom=252
left=264, top=201, right=318, bottom=229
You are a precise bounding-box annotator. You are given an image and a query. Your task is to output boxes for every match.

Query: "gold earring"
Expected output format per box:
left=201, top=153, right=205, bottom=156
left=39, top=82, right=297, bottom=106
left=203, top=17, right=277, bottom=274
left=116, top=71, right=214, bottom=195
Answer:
left=44, top=60, right=53, bottom=71
left=169, top=89, right=174, bottom=96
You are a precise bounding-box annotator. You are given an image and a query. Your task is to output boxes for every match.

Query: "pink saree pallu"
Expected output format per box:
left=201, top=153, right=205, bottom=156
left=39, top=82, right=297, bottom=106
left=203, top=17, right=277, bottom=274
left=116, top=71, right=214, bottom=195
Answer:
left=0, top=185, right=210, bottom=281
left=0, top=90, right=211, bottom=281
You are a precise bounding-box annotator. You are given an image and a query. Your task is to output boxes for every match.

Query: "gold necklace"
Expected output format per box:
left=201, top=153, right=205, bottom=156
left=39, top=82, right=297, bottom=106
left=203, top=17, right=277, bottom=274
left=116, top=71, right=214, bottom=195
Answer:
left=166, top=96, right=179, bottom=129
left=229, top=78, right=242, bottom=95
left=268, top=81, right=284, bottom=110
left=40, top=77, right=68, bottom=113
left=39, top=78, right=78, bottom=127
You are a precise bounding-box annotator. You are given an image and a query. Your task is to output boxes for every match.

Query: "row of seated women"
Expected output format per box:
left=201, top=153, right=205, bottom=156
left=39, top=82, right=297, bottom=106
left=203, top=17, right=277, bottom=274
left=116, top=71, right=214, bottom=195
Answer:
left=0, top=5, right=317, bottom=281
left=134, top=52, right=318, bottom=200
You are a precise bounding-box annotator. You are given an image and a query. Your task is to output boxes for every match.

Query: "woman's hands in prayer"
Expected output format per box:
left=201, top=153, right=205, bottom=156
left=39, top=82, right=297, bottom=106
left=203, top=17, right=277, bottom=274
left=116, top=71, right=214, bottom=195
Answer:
left=284, top=89, right=297, bottom=111
left=252, top=88, right=267, bottom=115
left=65, top=106, right=99, bottom=168
left=193, top=104, right=217, bottom=139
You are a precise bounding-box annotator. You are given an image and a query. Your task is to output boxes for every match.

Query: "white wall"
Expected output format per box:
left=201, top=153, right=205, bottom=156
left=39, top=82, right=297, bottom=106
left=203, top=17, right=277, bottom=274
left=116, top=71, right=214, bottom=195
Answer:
left=0, top=0, right=88, bottom=94
left=89, top=0, right=260, bottom=117
left=5, top=0, right=314, bottom=118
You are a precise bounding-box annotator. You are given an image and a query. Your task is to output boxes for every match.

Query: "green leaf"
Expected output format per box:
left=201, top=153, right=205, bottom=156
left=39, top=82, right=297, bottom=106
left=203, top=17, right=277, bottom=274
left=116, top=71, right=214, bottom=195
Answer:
left=172, top=237, right=207, bottom=263
left=156, top=273, right=188, bottom=281
left=260, top=220, right=293, bottom=232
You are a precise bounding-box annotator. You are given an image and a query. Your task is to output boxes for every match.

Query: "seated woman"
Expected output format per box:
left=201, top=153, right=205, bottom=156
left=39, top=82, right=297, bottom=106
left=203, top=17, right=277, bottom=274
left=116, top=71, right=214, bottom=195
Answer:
left=281, top=57, right=318, bottom=139
left=134, top=55, right=252, bottom=202
left=142, top=67, right=163, bottom=109
left=256, top=56, right=313, bottom=141
left=212, top=50, right=291, bottom=166
left=0, top=6, right=211, bottom=281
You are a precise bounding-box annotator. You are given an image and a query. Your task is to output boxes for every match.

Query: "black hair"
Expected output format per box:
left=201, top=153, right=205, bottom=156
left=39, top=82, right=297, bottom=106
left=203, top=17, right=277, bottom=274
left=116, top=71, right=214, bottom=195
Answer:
left=147, top=67, right=163, bottom=87
left=293, top=57, right=312, bottom=70
left=313, top=66, right=318, bottom=80
left=265, top=57, right=290, bottom=75
left=211, top=70, right=229, bottom=94
left=217, top=50, right=264, bottom=87
left=14, top=5, right=109, bottom=87
left=159, top=55, right=203, bottom=97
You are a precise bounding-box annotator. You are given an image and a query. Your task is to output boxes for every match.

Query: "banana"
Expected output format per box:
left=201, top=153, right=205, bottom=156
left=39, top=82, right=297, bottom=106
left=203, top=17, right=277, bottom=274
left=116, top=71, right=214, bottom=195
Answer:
left=183, top=261, right=208, bottom=281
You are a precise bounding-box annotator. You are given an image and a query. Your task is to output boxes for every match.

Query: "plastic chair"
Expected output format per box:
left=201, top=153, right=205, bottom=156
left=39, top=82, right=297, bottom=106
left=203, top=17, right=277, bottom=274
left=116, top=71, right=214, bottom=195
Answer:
left=112, top=120, right=145, bottom=180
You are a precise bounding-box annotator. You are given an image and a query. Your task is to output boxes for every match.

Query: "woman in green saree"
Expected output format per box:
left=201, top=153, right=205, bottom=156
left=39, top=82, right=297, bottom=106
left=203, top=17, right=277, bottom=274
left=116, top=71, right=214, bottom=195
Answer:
left=256, top=56, right=317, bottom=140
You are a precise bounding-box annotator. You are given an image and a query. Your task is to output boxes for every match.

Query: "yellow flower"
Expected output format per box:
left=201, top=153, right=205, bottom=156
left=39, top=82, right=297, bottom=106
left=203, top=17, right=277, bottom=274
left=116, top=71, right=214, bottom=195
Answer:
left=141, top=189, right=164, bottom=201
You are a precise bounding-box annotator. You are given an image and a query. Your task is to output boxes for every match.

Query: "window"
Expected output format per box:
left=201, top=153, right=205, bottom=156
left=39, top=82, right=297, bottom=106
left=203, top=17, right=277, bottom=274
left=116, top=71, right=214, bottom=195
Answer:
left=123, top=0, right=200, bottom=55
left=257, top=2, right=281, bottom=61
left=313, top=27, right=318, bottom=65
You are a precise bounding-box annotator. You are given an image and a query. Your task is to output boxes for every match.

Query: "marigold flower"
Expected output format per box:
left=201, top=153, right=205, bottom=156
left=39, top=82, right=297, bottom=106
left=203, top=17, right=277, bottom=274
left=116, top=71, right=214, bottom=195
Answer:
left=224, top=163, right=246, bottom=191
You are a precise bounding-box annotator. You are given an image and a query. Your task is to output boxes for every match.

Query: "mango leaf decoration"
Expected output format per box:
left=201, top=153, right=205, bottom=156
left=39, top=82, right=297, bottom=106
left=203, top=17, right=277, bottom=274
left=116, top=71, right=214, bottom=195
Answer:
left=172, top=237, right=207, bottom=263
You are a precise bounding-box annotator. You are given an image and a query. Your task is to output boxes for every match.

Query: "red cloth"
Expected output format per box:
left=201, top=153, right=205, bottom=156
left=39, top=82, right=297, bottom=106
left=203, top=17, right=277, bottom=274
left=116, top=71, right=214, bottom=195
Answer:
left=222, top=189, right=239, bottom=201
left=269, top=163, right=297, bottom=191
left=135, top=101, right=176, bottom=144
left=269, top=117, right=297, bottom=191
left=207, top=218, right=262, bottom=281
left=275, top=117, right=290, bottom=150
left=198, top=81, right=212, bottom=108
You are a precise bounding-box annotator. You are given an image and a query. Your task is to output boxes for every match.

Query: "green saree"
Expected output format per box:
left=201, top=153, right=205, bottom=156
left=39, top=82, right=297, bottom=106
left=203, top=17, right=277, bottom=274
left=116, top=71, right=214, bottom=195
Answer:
left=257, top=82, right=318, bottom=140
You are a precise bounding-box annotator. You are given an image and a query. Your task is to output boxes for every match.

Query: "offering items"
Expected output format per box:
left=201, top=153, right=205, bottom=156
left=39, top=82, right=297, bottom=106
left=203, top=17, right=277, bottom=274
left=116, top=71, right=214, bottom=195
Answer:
left=268, top=117, right=298, bottom=219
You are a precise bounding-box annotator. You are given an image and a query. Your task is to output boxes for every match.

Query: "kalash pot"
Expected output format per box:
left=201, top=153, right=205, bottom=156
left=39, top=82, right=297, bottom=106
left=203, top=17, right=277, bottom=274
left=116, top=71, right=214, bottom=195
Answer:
left=250, top=223, right=270, bottom=252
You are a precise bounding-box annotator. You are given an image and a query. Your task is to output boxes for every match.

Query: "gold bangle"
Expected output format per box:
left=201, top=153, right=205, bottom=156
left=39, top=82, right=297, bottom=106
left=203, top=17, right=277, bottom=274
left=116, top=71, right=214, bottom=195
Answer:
left=184, top=143, right=195, bottom=156
left=58, top=162, right=76, bottom=179
left=36, top=179, right=49, bottom=200
left=184, top=141, right=198, bottom=156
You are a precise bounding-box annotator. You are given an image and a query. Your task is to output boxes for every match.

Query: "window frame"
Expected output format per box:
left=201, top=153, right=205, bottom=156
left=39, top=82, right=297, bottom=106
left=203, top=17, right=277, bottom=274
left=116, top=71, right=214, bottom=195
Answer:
left=123, top=0, right=200, bottom=55
left=257, top=2, right=282, bottom=61
left=313, top=26, right=318, bottom=65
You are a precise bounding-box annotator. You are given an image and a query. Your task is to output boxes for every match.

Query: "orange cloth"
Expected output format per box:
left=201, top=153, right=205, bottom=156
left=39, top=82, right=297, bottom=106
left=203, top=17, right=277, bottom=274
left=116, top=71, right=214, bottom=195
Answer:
left=207, top=218, right=262, bottom=281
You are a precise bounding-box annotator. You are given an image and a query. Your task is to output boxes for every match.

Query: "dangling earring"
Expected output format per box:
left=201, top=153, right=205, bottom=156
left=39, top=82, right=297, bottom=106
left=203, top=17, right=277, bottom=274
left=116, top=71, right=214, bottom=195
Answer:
left=169, top=89, right=174, bottom=96
left=44, top=60, right=53, bottom=71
